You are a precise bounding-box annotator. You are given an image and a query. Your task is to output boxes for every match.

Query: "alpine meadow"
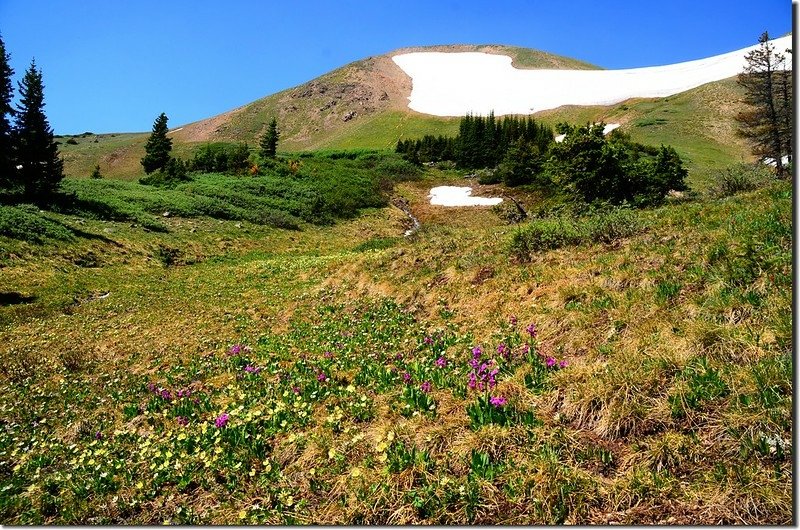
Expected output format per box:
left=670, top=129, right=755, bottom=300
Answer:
left=0, top=8, right=793, bottom=526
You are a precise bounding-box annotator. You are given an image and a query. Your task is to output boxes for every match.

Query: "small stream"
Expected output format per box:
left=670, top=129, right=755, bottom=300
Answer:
left=391, top=196, right=421, bottom=237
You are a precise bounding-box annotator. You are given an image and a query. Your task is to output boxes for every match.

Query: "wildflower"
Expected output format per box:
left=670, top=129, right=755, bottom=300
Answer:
left=420, top=381, right=432, bottom=393
left=324, top=351, right=333, bottom=359
left=521, top=344, right=530, bottom=355
left=228, top=343, right=251, bottom=356
left=435, top=356, right=447, bottom=368
left=402, top=371, right=411, bottom=383
left=509, top=315, right=518, bottom=326
left=497, top=343, right=510, bottom=359
left=317, top=372, right=328, bottom=382
left=526, top=323, right=537, bottom=338
left=176, top=416, right=189, bottom=427
left=146, top=383, right=156, bottom=393
left=160, top=389, right=172, bottom=401
left=472, top=346, right=482, bottom=358
left=215, top=413, right=230, bottom=428
left=424, top=336, right=433, bottom=345
left=292, top=386, right=301, bottom=394
left=545, top=356, right=556, bottom=368
left=467, top=373, right=477, bottom=389
left=489, top=396, right=507, bottom=407
left=559, top=359, right=569, bottom=369
left=244, top=364, right=261, bottom=374
left=95, top=431, right=102, bottom=440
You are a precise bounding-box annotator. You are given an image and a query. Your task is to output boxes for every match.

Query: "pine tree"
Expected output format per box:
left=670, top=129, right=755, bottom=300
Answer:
left=14, top=59, right=63, bottom=201
left=0, top=33, right=14, bottom=190
left=259, top=117, right=279, bottom=159
left=141, top=112, right=172, bottom=174
left=736, top=32, right=792, bottom=177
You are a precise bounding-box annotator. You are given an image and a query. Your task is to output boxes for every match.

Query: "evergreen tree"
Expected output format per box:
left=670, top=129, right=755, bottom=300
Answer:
left=90, top=164, right=102, bottom=179
left=14, top=59, right=63, bottom=201
left=259, top=117, right=279, bottom=159
left=0, top=33, right=14, bottom=189
left=141, top=112, right=172, bottom=174
left=736, top=32, right=792, bottom=177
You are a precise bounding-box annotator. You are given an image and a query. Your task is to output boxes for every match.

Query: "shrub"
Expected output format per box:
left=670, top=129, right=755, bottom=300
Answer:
left=0, top=205, right=74, bottom=243
left=509, top=207, right=645, bottom=261
left=712, top=163, right=772, bottom=197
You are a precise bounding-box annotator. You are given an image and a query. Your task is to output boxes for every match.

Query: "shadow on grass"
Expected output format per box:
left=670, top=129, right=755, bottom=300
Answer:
left=0, top=292, right=37, bottom=306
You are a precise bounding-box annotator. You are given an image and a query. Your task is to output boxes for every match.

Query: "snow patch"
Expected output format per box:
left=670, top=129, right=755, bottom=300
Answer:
left=429, top=186, right=503, bottom=207
left=392, top=35, right=792, bottom=117
left=555, top=122, right=620, bottom=142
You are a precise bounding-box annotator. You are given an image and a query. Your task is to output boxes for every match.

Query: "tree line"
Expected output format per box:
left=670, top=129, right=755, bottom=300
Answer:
left=397, top=112, right=688, bottom=207
left=140, top=113, right=280, bottom=185
left=396, top=113, right=553, bottom=169
left=0, top=34, right=64, bottom=204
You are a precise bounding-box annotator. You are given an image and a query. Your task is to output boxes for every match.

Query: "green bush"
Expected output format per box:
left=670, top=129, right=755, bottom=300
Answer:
left=0, top=205, right=74, bottom=243
left=509, top=207, right=645, bottom=261
left=712, top=163, right=772, bottom=197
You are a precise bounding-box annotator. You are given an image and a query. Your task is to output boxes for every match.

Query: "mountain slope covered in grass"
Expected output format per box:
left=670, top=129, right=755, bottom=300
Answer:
left=58, top=41, right=765, bottom=185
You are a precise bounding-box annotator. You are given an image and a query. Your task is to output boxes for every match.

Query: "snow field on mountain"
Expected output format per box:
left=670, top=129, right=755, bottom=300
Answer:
left=392, top=35, right=792, bottom=117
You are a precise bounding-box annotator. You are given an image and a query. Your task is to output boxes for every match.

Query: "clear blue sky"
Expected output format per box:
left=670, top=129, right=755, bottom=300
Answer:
left=0, top=0, right=793, bottom=134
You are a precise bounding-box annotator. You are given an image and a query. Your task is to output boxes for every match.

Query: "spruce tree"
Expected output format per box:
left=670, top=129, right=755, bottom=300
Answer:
left=0, top=33, right=14, bottom=190
left=141, top=112, right=172, bottom=174
left=259, top=117, right=279, bottom=159
left=736, top=32, right=792, bottom=177
left=14, top=59, right=63, bottom=201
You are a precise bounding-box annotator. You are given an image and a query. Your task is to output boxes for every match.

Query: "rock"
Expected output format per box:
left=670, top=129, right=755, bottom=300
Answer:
left=343, top=111, right=357, bottom=122
left=234, top=222, right=242, bottom=228
left=379, top=91, right=389, bottom=101
left=162, top=211, right=171, bottom=217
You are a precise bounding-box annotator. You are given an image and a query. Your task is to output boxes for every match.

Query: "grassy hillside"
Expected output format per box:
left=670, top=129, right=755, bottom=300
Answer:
left=59, top=44, right=604, bottom=180
left=0, top=162, right=791, bottom=523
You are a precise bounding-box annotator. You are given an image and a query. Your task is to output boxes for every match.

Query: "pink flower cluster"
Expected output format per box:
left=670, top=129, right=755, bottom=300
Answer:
left=228, top=343, right=252, bottom=356
left=545, top=356, right=569, bottom=369
left=489, top=396, right=507, bottom=408
left=215, top=413, right=229, bottom=428
left=467, top=346, right=499, bottom=391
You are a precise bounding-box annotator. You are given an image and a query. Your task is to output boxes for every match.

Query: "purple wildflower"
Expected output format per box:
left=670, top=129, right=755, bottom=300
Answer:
left=489, top=396, right=507, bottom=407
left=228, top=344, right=242, bottom=356
left=402, top=371, right=411, bottom=383
left=176, top=416, right=189, bottom=427
left=526, top=323, right=538, bottom=338
left=435, top=356, right=447, bottom=368
left=215, top=413, right=230, bottom=428
left=317, top=372, right=328, bottom=382
left=497, top=343, right=510, bottom=360
left=160, top=389, right=172, bottom=401
left=559, top=359, right=569, bottom=369
left=472, top=346, right=482, bottom=358
left=420, top=381, right=432, bottom=393
left=244, top=364, right=261, bottom=374
left=146, top=382, right=156, bottom=393
left=468, top=372, right=478, bottom=389
left=292, top=386, right=301, bottom=394
left=509, top=315, right=518, bottom=326
left=95, top=431, right=102, bottom=440
left=545, top=356, right=556, bottom=368
left=521, top=344, right=530, bottom=355
left=324, top=351, right=333, bottom=359
left=424, top=336, right=433, bottom=345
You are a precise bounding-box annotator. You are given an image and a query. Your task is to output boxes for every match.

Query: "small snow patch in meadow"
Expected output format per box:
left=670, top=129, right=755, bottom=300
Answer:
left=429, top=186, right=503, bottom=207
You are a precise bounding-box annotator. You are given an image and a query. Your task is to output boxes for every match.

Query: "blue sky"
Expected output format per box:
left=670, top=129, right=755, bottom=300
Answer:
left=0, top=0, right=792, bottom=134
